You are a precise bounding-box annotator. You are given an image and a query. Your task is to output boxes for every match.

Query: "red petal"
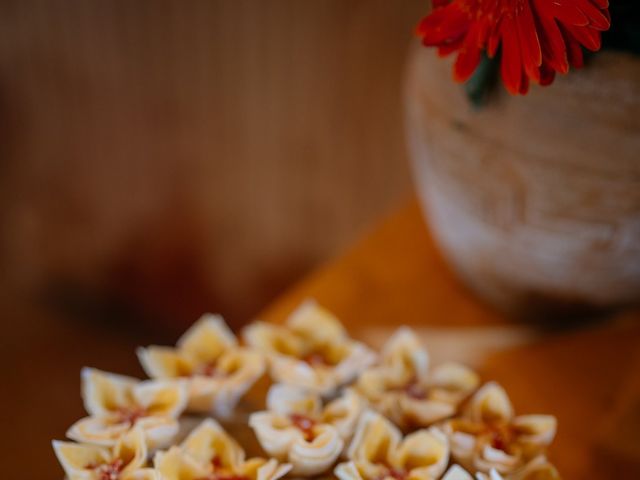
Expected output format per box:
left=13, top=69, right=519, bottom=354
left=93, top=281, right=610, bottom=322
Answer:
left=562, top=28, right=585, bottom=68
left=573, top=0, right=610, bottom=30
left=500, top=20, right=523, bottom=95
left=453, top=23, right=484, bottom=82
left=432, top=0, right=451, bottom=8
left=589, top=0, right=608, bottom=9
left=546, top=3, right=589, bottom=27
left=516, top=1, right=542, bottom=82
left=418, top=6, right=470, bottom=45
left=438, top=38, right=464, bottom=56
left=565, top=23, right=601, bottom=51
left=417, top=0, right=610, bottom=93
left=539, top=63, right=556, bottom=85
left=416, top=16, right=429, bottom=36
left=454, top=48, right=482, bottom=82
left=533, top=3, right=569, bottom=74
left=487, top=18, right=502, bottom=57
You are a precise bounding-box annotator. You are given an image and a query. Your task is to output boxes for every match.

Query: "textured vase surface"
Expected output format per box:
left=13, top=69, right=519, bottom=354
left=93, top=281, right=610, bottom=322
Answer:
left=405, top=46, right=640, bottom=318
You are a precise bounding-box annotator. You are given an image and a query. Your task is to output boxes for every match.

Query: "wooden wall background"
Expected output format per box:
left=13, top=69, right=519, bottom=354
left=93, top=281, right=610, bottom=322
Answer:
left=0, top=0, right=426, bottom=330
left=0, top=2, right=430, bottom=478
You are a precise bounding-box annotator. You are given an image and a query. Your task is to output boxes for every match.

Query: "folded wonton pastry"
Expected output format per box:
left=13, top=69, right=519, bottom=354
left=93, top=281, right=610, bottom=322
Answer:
left=499, top=455, right=560, bottom=480
left=442, top=464, right=478, bottom=480
left=441, top=456, right=560, bottom=480
left=249, top=383, right=365, bottom=475
left=444, top=382, right=557, bottom=477
left=356, top=327, right=479, bottom=429
left=243, top=300, right=376, bottom=396
left=53, top=427, right=158, bottom=480
left=334, top=409, right=449, bottom=480
left=154, top=418, right=291, bottom=480
left=138, top=314, right=265, bottom=418
left=67, top=368, right=188, bottom=449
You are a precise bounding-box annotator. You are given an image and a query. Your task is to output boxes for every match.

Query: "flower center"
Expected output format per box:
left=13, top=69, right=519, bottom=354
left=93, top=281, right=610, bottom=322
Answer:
left=197, top=362, right=219, bottom=377
left=289, top=413, right=317, bottom=440
left=390, top=377, right=428, bottom=400
left=374, top=467, right=408, bottom=480
left=403, top=380, right=427, bottom=400
left=450, top=418, right=516, bottom=453
left=114, top=406, right=147, bottom=426
left=485, top=422, right=515, bottom=452
left=195, top=457, right=249, bottom=480
left=302, top=352, right=330, bottom=367
left=88, top=459, right=124, bottom=480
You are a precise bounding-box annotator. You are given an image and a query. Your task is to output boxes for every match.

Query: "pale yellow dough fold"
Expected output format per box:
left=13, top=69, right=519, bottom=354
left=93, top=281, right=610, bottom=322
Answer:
left=441, top=456, right=560, bottom=480
left=154, top=418, right=291, bottom=480
left=444, top=382, right=557, bottom=477
left=334, top=409, right=449, bottom=480
left=138, top=314, right=266, bottom=418
left=243, top=300, right=376, bottom=396
left=356, top=327, right=479, bottom=429
left=67, top=368, right=188, bottom=449
left=249, top=383, right=364, bottom=476
left=53, top=427, right=159, bottom=480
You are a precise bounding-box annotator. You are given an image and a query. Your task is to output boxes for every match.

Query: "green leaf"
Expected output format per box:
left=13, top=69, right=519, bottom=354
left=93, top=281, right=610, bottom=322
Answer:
left=464, top=53, right=499, bottom=108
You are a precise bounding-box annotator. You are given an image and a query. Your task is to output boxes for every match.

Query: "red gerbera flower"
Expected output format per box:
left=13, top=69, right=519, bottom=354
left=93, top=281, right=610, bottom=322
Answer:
left=418, top=0, right=611, bottom=94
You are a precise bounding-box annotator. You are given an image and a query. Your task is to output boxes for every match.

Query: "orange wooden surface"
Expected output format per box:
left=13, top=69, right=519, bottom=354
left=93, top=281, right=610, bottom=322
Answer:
left=260, top=198, right=508, bottom=329
left=259, top=198, right=640, bottom=479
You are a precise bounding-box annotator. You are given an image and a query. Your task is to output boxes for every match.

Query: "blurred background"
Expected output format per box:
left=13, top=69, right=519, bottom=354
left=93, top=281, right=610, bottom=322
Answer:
left=0, top=1, right=426, bottom=477
left=0, top=0, right=427, bottom=328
